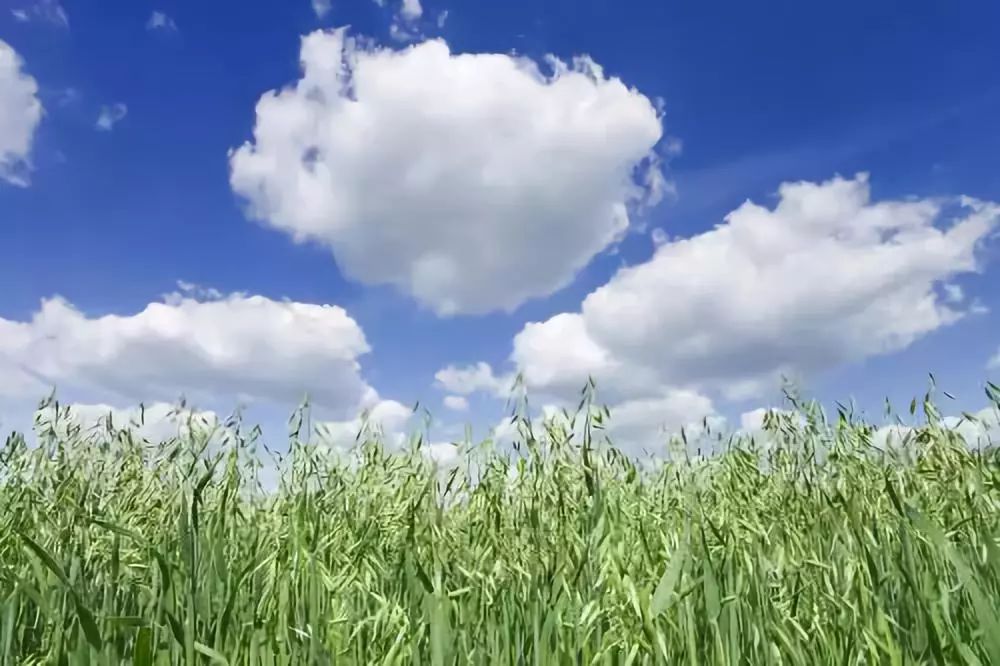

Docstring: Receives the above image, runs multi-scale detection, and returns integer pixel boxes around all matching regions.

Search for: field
[2,387,1000,665]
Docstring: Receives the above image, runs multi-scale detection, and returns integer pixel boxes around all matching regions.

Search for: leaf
[106,616,148,627]
[909,509,1000,665]
[73,597,103,649]
[165,609,185,646]
[650,539,688,616]
[17,531,70,587]
[87,518,146,545]
[703,557,720,623]
[17,531,103,649]
[132,627,153,666]
[194,641,230,665]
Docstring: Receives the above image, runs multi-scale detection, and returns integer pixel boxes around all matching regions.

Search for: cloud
[56,87,80,107]
[377,0,423,41]
[35,401,220,444]
[0,291,377,416]
[601,390,718,457]
[388,20,420,43]
[0,40,43,186]
[485,389,719,459]
[95,103,128,131]
[942,283,964,304]
[508,174,999,402]
[230,28,665,315]
[311,0,332,19]
[9,0,68,28]
[739,407,785,433]
[400,0,422,21]
[434,362,509,396]
[314,398,414,450]
[942,408,1000,449]
[443,395,468,411]
[436,10,448,28]
[146,11,178,33]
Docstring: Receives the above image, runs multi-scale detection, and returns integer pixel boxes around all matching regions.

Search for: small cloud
[171,280,223,303]
[650,228,668,246]
[95,103,128,131]
[311,0,332,18]
[55,87,80,107]
[146,11,178,33]
[662,136,683,156]
[990,349,1000,370]
[400,0,422,21]
[436,9,448,28]
[434,362,508,397]
[942,283,964,304]
[443,395,469,412]
[385,0,423,41]
[388,21,419,42]
[10,0,68,28]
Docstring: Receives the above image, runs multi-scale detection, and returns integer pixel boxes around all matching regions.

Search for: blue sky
[1,0,999,453]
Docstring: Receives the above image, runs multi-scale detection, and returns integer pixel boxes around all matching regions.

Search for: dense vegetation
[2,385,1000,665]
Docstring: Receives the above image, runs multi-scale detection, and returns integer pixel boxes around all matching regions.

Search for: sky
[1,0,999,456]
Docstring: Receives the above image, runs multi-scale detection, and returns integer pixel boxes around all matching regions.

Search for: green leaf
[17,531,70,587]
[194,641,230,665]
[73,597,103,650]
[132,627,153,666]
[650,539,688,616]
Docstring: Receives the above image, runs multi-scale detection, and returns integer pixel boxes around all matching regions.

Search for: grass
[1,383,1000,664]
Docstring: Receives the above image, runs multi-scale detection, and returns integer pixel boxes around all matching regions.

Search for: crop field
[2,388,1000,665]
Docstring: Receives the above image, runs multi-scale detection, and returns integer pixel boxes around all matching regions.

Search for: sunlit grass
[2,383,1000,664]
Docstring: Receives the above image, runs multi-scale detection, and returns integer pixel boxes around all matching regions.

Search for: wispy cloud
[55,87,80,107]
[9,0,68,28]
[146,11,178,33]
[311,0,332,18]
[95,103,128,132]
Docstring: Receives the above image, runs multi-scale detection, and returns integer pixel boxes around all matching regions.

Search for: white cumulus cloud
[509,174,1000,402]
[314,398,414,450]
[434,361,509,396]
[443,395,468,411]
[0,291,377,416]
[0,40,43,186]
[601,390,717,457]
[230,28,665,315]
[35,401,220,444]
[942,408,1000,450]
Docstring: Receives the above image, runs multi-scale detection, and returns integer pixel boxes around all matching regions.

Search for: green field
[2,386,1000,665]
